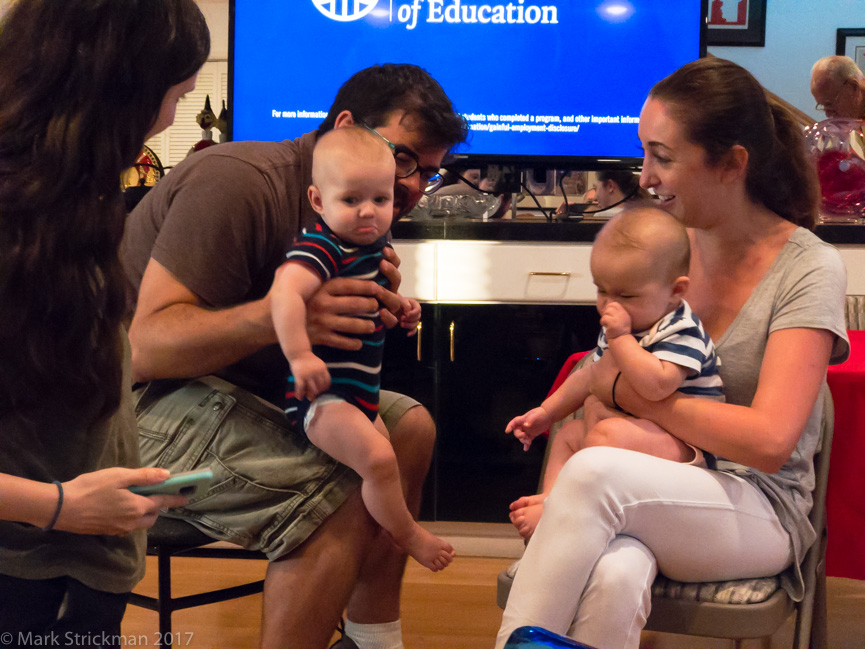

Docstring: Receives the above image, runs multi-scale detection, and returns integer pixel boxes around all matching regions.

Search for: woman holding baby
[496,57,849,649]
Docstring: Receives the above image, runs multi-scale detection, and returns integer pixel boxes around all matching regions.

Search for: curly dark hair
[649,58,819,229]
[318,63,467,150]
[0,0,209,421]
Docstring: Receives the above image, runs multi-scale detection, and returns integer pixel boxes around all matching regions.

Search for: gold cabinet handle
[416,321,422,362]
[449,321,455,362]
[528,271,571,277]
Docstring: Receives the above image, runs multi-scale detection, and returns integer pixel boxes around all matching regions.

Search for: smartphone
[129,469,213,499]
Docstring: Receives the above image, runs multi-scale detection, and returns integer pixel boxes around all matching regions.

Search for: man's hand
[379,247,404,328]
[301,246,407,345]
[381,246,402,291]
[505,407,553,451]
[600,302,632,339]
[289,351,330,401]
[305,278,388,350]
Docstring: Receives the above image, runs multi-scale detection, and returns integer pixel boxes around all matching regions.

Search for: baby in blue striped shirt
[507,206,724,539]
[271,126,454,571]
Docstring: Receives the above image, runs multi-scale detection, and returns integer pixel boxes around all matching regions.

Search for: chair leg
[810,565,828,649]
[794,535,828,649]
[157,547,173,648]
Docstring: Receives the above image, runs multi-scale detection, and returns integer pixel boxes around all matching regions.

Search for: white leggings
[495,447,794,649]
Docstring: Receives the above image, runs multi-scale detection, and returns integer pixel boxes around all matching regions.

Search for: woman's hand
[583,394,622,429]
[55,467,188,536]
[611,328,834,472]
[589,352,621,407]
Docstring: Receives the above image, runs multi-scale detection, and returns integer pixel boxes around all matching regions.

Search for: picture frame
[836,29,865,72]
[706,0,766,47]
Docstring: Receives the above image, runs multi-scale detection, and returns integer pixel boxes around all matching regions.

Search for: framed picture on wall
[837,29,865,72]
[706,0,766,47]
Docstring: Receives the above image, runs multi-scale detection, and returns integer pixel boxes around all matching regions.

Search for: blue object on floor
[503,626,599,649]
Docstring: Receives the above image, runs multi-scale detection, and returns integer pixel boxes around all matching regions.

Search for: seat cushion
[501,561,780,606]
[651,573,780,604]
[147,515,216,550]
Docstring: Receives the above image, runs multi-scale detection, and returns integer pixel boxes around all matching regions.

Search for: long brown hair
[649,58,819,229]
[0,0,209,421]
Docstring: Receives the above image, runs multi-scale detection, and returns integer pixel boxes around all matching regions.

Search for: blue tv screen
[230,0,706,167]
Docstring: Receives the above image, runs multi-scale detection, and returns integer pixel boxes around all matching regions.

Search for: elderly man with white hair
[811,55,865,119]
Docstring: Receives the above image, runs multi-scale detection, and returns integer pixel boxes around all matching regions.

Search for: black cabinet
[383,303,600,523]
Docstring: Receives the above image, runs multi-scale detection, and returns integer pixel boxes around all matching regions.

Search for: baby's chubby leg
[582,393,623,429]
[305,399,454,571]
[510,419,587,539]
[583,416,695,463]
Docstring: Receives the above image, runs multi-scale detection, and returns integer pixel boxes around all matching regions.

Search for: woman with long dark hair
[497,58,848,649]
[0,0,209,640]
[592,169,651,211]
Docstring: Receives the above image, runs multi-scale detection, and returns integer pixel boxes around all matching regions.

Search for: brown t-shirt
[0,334,145,594]
[121,133,319,405]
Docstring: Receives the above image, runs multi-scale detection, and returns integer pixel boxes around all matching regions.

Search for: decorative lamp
[804,117,865,223]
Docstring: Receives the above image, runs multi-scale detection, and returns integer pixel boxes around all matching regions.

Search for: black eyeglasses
[359,122,445,194]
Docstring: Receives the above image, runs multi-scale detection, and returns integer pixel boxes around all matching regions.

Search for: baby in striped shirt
[271,126,454,571]
[507,206,724,539]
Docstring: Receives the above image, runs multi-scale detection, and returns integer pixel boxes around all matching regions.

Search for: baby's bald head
[595,206,690,284]
[312,125,395,189]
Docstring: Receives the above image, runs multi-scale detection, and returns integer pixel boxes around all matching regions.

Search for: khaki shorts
[134,376,419,560]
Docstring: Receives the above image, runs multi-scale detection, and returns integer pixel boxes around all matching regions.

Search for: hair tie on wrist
[611,372,623,409]
[42,480,63,532]
[611,371,635,417]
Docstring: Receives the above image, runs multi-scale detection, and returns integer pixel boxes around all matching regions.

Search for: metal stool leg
[157,547,173,647]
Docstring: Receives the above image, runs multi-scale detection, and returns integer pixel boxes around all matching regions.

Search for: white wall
[199,1,861,122]
[710,0,865,122]
[197,0,230,61]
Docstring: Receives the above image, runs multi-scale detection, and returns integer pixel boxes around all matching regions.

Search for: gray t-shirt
[713,227,848,600]
[0,333,145,593]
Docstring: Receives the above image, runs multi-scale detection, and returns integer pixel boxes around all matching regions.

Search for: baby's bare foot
[509,494,547,540]
[400,523,455,572]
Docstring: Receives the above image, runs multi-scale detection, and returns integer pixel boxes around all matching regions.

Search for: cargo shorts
[133,376,420,560]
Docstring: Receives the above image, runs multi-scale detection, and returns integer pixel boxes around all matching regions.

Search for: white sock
[343,619,404,649]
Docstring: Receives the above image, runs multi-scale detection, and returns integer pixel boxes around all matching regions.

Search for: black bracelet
[42,480,63,532]
[611,371,635,417]
[611,371,624,410]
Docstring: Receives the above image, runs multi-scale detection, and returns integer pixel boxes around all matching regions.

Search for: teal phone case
[129,469,213,499]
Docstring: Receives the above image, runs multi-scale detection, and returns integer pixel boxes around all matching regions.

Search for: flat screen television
[230,0,707,170]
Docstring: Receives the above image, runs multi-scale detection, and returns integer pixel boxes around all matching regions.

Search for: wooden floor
[120,553,865,649]
[121,554,512,649]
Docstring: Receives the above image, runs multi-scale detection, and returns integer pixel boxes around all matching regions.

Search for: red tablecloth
[826,330,865,580]
[550,335,865,580]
